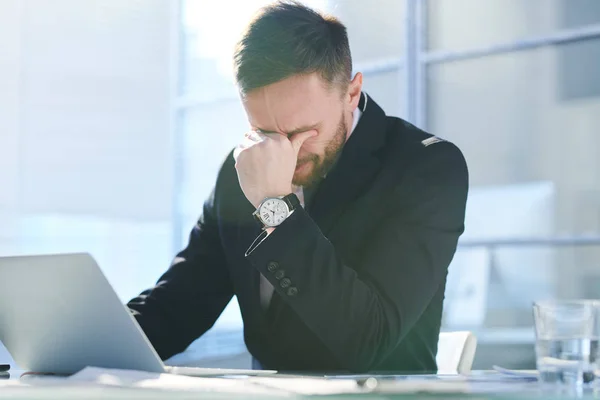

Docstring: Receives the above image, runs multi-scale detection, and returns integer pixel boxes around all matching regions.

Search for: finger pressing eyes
[244,131,262,142]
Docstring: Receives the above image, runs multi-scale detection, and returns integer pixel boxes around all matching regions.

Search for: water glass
[534,300,600,386]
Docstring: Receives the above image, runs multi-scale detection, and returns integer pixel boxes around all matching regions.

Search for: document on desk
[67,368,468,396]
[166,365,277,377]
[67,367,286,395]
[65,368,535,396]
[247,376,362,395]
[68,368,366,396]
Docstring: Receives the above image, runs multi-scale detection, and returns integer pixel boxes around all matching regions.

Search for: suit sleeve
[128,188,233,360]
[245,142,468,372]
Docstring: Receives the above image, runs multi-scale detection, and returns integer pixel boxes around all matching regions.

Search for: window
[0,0,173,368]
[0,0,172,301]
[424,0,600,369]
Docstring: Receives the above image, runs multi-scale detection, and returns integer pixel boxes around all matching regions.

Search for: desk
[1,369,598,399]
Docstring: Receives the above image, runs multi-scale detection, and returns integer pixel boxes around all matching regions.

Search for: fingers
[290,130,318,154]
[244,131,262,142]
[240,131,262,149]
[236,129,317,163]
[235,131,265,162]
[233,145,243,162]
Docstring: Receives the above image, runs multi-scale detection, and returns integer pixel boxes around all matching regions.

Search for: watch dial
[259,199,289,226]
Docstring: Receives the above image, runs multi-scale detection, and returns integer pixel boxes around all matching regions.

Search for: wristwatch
[253,193,300,228]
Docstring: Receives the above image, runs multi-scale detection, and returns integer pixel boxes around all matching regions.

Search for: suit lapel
[309,93,388,235]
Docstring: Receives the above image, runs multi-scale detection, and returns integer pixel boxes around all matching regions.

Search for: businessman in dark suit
[128,1,468,373]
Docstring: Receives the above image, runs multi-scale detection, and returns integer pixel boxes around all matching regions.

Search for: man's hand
[234,130,317,208]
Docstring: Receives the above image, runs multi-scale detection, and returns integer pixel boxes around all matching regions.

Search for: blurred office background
[1,0,599,370]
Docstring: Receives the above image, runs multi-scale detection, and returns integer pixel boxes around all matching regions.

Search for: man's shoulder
[383,116,466,173]
[378,117,468,221]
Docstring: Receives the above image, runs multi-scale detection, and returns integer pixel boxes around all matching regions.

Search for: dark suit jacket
[128,93,469,373]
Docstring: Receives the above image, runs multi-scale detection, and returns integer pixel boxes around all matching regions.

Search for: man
[128,0,468,373]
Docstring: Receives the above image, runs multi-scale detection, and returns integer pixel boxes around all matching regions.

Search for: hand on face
[234,129,317,208]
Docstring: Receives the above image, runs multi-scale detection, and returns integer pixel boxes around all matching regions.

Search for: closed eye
[255,128,286,137]
[254,123,320,137]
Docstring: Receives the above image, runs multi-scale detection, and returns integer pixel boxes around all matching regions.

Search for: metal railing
[459,235,600,249]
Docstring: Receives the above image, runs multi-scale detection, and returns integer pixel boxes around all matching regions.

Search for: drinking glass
[534,300,600,386]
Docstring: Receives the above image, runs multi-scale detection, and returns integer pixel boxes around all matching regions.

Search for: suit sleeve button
[267,261,279,272]
[287,287,298,296]
[280,278,291,288]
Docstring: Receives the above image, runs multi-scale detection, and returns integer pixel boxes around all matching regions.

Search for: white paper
[373,379,470,394]
[248,376,363,395]
[165,366,277,377]
[4,367,541,397]
[248,376,471,395]
[68,367,286,395]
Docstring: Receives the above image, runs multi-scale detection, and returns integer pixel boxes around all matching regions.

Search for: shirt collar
[349,106,362,138]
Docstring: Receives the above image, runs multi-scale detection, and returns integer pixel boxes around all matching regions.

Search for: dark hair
[233,0,352,95]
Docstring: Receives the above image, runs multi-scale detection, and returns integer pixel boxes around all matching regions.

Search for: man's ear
[347,72,363,111]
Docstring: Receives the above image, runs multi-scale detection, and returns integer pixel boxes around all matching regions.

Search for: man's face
[242,73,359,187]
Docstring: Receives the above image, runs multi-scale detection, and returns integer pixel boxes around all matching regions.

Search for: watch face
[258,198,289,227]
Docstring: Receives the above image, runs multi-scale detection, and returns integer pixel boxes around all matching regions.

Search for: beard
[292,113,347,188]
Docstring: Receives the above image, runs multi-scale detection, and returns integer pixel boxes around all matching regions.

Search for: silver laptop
[0,252,275,376]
